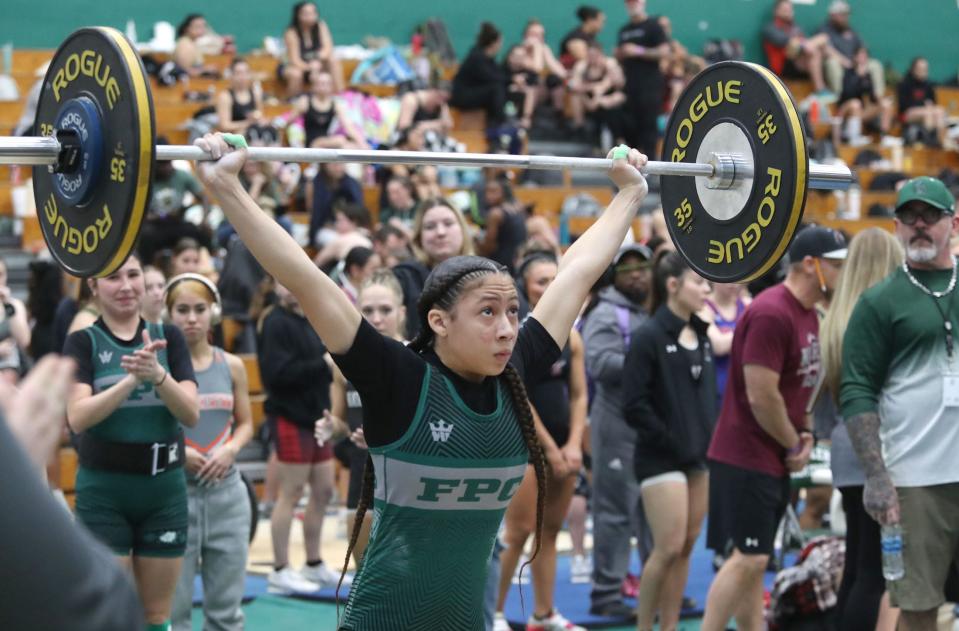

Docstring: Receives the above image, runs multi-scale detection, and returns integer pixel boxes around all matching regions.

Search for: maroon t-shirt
[707,283,820,477]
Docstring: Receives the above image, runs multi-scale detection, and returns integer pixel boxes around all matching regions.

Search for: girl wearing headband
[165,274,254,631]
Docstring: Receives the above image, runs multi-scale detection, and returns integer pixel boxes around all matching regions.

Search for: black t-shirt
[331,316,562,447]
[617,18,666,85]
[63,318,196,387]
[897,76,936,114]
[840,68,877,105]
[560,26,595,59]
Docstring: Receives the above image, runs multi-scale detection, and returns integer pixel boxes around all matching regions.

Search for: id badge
[944,373,959,407]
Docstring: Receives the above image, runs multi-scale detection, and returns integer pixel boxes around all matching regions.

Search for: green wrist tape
[222,133,248,149]
[612,145,629,160]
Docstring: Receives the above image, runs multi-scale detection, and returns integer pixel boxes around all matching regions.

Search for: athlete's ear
[427,308,450,339]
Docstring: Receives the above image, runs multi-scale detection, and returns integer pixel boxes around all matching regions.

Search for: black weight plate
[660,61,808,283]
[33,27,155,277]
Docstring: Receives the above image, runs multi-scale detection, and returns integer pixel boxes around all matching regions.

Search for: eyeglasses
[897,206,949,226]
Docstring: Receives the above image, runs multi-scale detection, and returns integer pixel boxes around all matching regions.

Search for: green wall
[2,1,957,80]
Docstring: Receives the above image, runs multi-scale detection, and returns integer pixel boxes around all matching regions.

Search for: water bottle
[881,523,905,581]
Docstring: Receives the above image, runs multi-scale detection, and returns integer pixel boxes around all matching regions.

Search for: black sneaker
[588,601,636,619]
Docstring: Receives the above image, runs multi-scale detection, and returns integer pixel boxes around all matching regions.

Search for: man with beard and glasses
[702,226,846,631]
[581,244,655,619]
[841,178,959,631]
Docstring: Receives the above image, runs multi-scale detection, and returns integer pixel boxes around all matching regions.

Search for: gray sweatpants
[172,469,251,631]
[589,415,653,608]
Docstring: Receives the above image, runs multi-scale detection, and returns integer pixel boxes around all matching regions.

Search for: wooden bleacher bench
[239,353,267,435]
[936,85,959,122]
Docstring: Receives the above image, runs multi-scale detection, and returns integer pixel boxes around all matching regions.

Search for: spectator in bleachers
[817,1,885,98]
[520,20,568,116]
[568,43,628,142]
[336,246,381,304]
[451,23,508,125]
[504,46,539,129]
[293,70,369,150]
[396,85,455,150]
[615,0,670,157]
[560,6,606,69]
[258,282,338,594]
[65,280,100,337]
[308,162,363,249]
[392,198,475,338]
[474,176,528,274]
[379,176,418,234]
[897,57,948,147]
[279,1,344,97]
[0,256,30,383]
[167,238,203,278]
[215,58,267,137]
[25,260,61,361]
[834,46,895,147]
[762,0,834,98]
[314,203,374,271]
[659,16,705,114]
[139,143,213,268]
[173,14,221,79]
[371,224,412,268]
[141,266,167,325]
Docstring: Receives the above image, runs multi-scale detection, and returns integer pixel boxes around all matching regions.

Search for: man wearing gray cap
[581,243,654,619]
[702,225,846,631]
[841,177,959,631]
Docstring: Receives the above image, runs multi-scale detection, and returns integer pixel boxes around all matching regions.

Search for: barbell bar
[0,138,852,191]
[15,26,855,281]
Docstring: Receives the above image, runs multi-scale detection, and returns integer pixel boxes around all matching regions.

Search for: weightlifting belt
[78,431,185,476]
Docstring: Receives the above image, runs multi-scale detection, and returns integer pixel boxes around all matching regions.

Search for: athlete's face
[172,248,200,276]
[358,284,404,339]
[523,260,557,309]
[94,257,144,319]
[431,274,520,379]
[170,288,213,345]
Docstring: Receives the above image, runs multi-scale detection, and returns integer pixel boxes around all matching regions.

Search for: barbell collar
[0,136,851,189]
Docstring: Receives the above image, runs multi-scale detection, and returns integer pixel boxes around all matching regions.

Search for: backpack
[419,19,456,65]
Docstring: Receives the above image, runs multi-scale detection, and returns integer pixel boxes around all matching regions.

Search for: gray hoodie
[582,286,649,428]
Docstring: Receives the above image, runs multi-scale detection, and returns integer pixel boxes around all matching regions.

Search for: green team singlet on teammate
[338,364,527,630]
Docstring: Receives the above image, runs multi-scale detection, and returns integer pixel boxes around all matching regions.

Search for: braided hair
[337,255,548,605]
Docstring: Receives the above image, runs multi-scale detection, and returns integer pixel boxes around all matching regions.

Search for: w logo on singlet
[98,350,113,364]
[429,420,454,442]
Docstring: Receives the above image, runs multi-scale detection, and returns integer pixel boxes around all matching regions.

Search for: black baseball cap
[787,226,848,262]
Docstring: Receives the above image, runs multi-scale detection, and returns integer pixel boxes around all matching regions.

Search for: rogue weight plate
[33,27,155,277]
[660,61,807,283]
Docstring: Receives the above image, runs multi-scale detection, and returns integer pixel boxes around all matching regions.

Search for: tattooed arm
[846,411,899,525]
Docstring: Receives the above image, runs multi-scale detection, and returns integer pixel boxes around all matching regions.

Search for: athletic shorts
[889,483,959,611]
[706,459,790,556]
[74,465,188,557]
[275,415,333,464]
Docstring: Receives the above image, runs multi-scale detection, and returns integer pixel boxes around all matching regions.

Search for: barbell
[3,27,852,281]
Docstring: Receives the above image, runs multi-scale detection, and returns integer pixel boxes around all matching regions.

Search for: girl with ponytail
[192,133,650,631]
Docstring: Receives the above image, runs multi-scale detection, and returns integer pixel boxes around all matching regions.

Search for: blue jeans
[483,539,503,630]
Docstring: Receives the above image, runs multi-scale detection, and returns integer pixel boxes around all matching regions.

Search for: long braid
[502,363,547,612]
[337,455,375,611]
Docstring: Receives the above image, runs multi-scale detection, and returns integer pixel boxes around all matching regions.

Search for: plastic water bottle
[881,523,905,581]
